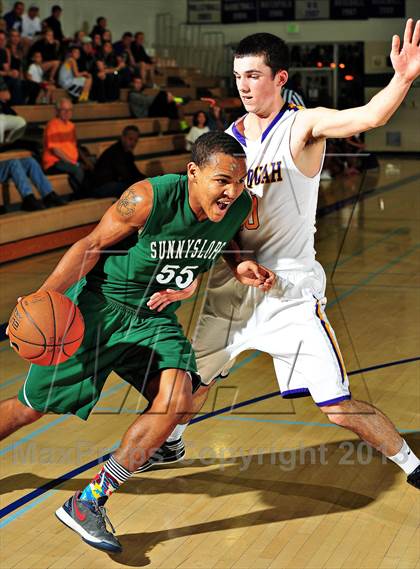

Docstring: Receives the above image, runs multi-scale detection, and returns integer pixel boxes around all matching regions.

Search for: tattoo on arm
[117,189,141,217]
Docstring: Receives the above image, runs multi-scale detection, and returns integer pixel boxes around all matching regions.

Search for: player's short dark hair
[122,125,140,136]
[191,131,245,167]
[234,33,289,76]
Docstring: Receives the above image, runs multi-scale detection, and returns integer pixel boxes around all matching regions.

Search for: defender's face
[233,55,283,115]
[191,152,247,222]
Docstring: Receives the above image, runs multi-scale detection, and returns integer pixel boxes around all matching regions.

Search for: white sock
[167,423,188,442]
[387,440,420,475]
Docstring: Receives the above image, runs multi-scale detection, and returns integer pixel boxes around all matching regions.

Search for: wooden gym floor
[0,156,419,568]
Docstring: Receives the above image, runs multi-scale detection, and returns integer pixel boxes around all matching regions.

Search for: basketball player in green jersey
[0,132,275,553]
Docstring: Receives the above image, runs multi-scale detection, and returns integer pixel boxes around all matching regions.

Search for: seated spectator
[26,51,55,104]
[90,17,108,39]
[113,32,135,85]
[42,97,85,195]
[91,33,102,56]
[102,30,112,43]
[29,28,60,81]
[77,36,99,96]
[72,30,86,49]
[7,29,24,74]
[128,77,154,118]
[128,77,182,122]
[0,78,26,143]
[0,156,65,211]
[0,31,8,68]
[200,97,228,131]
[91,125,145,198]
[4,1,24,32]
[8,28,36,104]
[113,32,133,58]
[208,104,228,131]
[0,30,24,105]
[131,31,155,85]
[95,40,123,99]
[185,111,209,150]
[58,46,92,101]
[78,37,96,74]
[43,4,64,43]
[22,4,41,41]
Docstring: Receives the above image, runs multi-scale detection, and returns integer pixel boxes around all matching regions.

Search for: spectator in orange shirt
[42,97,85,194]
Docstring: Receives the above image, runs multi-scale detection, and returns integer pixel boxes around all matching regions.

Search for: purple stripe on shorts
[281,388,311,399]
[316,394,352,407]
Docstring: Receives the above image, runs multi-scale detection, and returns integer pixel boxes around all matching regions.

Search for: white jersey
[193,103,349,404]
[227,102,324,272]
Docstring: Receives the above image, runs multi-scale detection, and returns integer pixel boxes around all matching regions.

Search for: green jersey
[86,174,251,313]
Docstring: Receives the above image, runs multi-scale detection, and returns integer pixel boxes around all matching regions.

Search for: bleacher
[0,69,241,263]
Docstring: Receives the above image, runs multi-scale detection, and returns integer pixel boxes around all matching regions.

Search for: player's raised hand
[234,261,276,291]
[147,278,199,312]
[391,18,420,83]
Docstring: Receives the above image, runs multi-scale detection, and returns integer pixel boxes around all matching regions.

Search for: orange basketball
[8,290,85,366]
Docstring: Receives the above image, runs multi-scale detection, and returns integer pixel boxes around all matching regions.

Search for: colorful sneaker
[407,465,420,489]
[55,491,122,553]
[135,438,185,474]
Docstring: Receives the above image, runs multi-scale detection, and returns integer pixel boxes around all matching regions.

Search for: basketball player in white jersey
[148,19,420,488]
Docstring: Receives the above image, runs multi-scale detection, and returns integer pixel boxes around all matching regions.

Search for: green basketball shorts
[17,283,198,420]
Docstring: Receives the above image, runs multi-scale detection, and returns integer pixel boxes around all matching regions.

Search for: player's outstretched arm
[38,181,153,294]
[305,18,420,140]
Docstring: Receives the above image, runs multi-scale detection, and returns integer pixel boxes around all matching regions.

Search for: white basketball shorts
[192,261,350,407]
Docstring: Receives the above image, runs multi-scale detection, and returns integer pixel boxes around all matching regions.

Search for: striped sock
[80,455,132,503]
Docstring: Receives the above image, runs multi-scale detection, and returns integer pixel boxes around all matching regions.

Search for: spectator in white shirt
[26,51,55,103]
[185,111,210,151]
[22,5,41,39]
